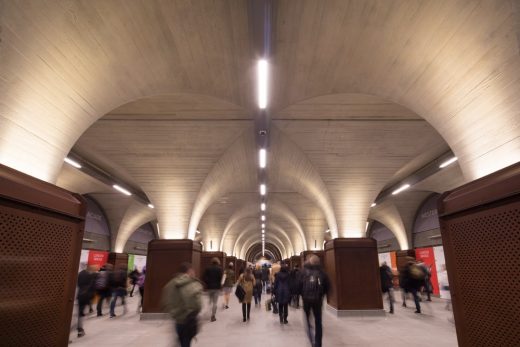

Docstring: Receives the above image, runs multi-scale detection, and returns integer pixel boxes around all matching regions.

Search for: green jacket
[162,274,203,324]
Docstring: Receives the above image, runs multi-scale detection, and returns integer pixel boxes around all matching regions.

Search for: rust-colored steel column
[324,238,384,316]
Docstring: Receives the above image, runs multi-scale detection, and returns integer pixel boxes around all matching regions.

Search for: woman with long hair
[237,268,255,322]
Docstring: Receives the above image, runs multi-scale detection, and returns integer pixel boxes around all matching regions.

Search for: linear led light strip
[259,148,267,168]
[64,157,82,169]
[439,156,458,168]
[258,59,268,109]
[392,184,410,195]
[113,184,132,196]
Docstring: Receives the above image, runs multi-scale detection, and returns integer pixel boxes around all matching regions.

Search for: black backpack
[302,269,324,304]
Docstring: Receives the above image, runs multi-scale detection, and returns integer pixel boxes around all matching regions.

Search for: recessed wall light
[64,157,81,169]
[392,184,410,195]
[439,157,458,168]
[113,184,132,196]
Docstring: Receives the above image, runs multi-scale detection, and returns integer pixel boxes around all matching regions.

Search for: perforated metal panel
[441,200,520,347]
[0,203,83,346]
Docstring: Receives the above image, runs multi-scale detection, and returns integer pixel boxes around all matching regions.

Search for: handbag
[235,284,245,302]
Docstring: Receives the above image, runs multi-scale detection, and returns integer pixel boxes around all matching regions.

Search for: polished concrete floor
[69,291,457,346]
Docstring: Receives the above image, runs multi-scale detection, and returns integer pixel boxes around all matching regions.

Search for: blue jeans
[304,301,323,347]
[109,288,127,316]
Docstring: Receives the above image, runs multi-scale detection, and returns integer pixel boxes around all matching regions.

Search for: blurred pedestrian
[109,264,128,318]
[253,265,263,307]
[300,255,330,347]
[290,263,301,308]
[95,264,112,316]
[222,262,235,309]
[274,262,291,324]
[162,262,202,347]
[128,267,140,297]
[237,268,255,322]
[136,266,146,313]
[261,264,269,293]
[203,257,223,322]
[379,262,394,314]
[76,265,96,337]
[404,258,424,314]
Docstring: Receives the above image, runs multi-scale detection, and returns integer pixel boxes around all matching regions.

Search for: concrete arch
[220,201,303,255]
[187,131,257,240]
[231,221,294,259]
[270,127,339,238]
[240,234,287,260]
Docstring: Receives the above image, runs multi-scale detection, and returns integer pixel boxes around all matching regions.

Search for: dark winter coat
[274,268,291,304]
[261,267,269,281]
[379,264,393,293]
[203,264,223,290]
[77,270,96,304]
[109,269,128,290]
[299,264,331,302]
[289,268,301,295]
[253,269,263,293]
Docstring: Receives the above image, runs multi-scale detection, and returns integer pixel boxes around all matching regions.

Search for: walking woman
[273,262,291,324]
[222,262,236,309]
[253,265,263,307]
[237,268,255,322]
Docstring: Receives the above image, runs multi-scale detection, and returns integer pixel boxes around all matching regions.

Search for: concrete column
[324,238,384,316]
[142,240,201,317]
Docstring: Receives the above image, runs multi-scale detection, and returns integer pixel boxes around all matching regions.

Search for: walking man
[203,257,223,322]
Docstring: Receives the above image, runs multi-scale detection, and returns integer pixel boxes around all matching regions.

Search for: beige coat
[237,274,255,304]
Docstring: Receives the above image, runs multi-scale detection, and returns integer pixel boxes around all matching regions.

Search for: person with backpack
[289,263,301,308]
[109,264,128,318]
[273,262,291,324]
[162,262,203,347]
[95,264,112,316]
[300,255,330,347]
[379,262,395,314]
[202,257,223,322]
[404,259,424,314]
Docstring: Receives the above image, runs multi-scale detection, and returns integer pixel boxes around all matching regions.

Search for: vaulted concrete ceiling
[2,1,519,256]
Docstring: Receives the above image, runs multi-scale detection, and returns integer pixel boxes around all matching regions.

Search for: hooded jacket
[162,273,203,324]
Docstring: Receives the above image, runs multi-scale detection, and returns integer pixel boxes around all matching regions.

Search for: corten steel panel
[200,251,226,281]
[395,250,416,270]
[438,162,520,347]
[108,252,129,270]
[300,250,324,269]
[290,256,301,270]
[143,240,202,313]
[225,256,236,269]
[0,164,86,346]
[324,239,383,310]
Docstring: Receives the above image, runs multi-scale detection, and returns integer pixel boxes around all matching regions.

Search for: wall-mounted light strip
[260,184,266,195]
[392,184,410,195]
[147,203,154,209]
[259,148,267,168]
[325,229,330,233]
[371,203,376,208]
[439,157,458,168]
[113,184,132,196]
[257,59,268,109]
[195,229,201,234]
[156,223,161,237]
[64,157,82,169]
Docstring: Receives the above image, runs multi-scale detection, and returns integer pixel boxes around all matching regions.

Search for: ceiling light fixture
[262,230,265,234]
[156,223,161,236]
[258,59,268,109]
[261,215,266,221]
[64,157,82,169]
[392,184,410,195]
[260,184,266,195]
[371,203,376,208]
[261,203,266,211]
[195,230,201,234]
[147,203,154,209]
[261,223,265,229]
[113,184,132,196]
[439,157,458,168]
[325,229,330,233]
[259,148,267,168]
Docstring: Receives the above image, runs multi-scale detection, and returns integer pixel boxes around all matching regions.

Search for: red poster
[415,247,439,295]
[88,250,109,269]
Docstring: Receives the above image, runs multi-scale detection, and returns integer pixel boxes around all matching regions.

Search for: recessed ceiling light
[195,230,201,234]
[325,229,330,233]
[439,157,458,168]
[64,157,81,169]
[261,203,266,211]
[371,203,376,208]
[260,184,266,195]
[113,184,132,196]
[261,215,266,221]
[147,203,154,209]
[261,223,265,229]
